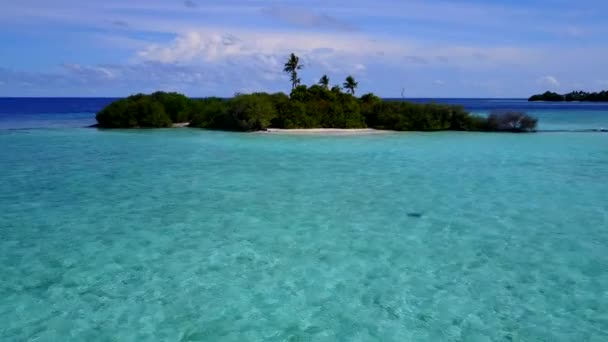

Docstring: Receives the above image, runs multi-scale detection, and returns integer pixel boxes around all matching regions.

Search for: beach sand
[260,128,393,135]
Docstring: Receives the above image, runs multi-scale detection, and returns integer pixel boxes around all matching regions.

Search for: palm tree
[283,53,303,90]
[343,75,358,95]
[318,75,330,89]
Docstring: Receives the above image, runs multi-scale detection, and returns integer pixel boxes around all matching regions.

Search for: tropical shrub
[222,93,277,131]
[96,95,172,128]
[529,90,608,102]
[188,98,228,128]
[149,91,191,122]
[97,91,538,133]
[486,111,538,132]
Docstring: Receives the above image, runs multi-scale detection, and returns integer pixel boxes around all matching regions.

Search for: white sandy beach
[260,128,393,135]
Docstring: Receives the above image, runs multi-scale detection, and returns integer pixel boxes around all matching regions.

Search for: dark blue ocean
[1,97,608,130]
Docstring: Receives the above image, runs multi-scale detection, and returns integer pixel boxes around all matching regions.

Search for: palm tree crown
[283,53,303,90]
[343,75,358,95]
[318,75,330,89]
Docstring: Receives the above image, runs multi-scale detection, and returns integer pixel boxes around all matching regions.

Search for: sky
[1,0,608,97]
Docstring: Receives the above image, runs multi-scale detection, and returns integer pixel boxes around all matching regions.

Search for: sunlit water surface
[1,99,607,341]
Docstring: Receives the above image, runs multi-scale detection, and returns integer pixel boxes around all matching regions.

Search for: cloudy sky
[1,0,607,97]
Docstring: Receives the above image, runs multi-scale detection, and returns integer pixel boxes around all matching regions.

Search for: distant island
[529,90,608,102]
[96,53,538,133]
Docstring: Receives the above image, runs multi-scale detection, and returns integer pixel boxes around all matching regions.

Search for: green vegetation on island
[529,90,608,102]
[96,53,538,132]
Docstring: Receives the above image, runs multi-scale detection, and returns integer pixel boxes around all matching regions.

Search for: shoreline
[259,128,394,135]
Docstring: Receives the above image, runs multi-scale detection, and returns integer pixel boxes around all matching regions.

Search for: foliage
[97,52,538,133]
[343,75,358,95]
[96,94,173,128]
[319,75,330,89]
[188,97,227,128]
[528,91,564,101]
[529,90,608,102]
[361,100,474,131]
[283,53,304,90]
[486,111,538,132]
[148,91,192,122]
[98,91,539,133]
[221,93,277,131]
[270,85,366,128]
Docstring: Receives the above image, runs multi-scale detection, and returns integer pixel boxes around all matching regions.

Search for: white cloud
[3,1,607,97]
[538,75,560,88]
[136,30,409,64]
[134,30,410,80]
[63,64,119,81]
[134,29,542,76]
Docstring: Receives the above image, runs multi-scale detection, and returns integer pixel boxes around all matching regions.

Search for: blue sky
[1,0,607,97]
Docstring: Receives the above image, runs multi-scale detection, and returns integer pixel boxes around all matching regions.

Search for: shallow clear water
[1,99,608,341]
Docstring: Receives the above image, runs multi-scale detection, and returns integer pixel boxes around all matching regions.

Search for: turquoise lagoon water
[1,99,608,341]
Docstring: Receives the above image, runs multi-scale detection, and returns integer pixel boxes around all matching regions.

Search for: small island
[529,90,608,102]
[96,53,538,133]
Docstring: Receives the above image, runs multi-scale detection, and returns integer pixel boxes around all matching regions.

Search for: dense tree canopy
[96,52,538,132]
[96,92,187,128]
[97,89,537,132]
[529,90,608,102]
